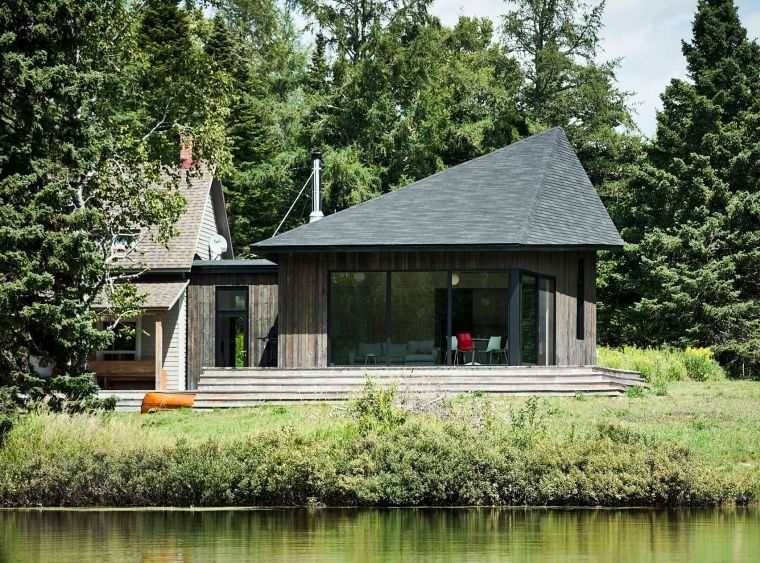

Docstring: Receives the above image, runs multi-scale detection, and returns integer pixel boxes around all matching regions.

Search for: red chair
[455,333,475,365]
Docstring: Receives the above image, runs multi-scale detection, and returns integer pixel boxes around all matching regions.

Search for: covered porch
[91,281,187,391]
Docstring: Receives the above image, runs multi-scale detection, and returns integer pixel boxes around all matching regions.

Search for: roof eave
[254,242,624,255]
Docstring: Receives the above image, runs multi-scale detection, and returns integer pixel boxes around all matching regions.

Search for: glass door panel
[538,277,556,365]
[520,273,556,366]
[520,274,538,364]
[216,288,249,368]
[451,272,509,365]
[328,272,387,365]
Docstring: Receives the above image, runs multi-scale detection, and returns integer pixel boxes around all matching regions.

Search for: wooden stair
[192,366,646,409]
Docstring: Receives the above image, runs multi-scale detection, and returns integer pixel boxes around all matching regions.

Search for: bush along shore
[0,382,755,508]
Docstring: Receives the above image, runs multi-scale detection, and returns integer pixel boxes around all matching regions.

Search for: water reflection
[1,506,758,562]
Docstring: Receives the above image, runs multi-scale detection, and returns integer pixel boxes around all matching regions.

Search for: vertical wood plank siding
[277,251,597,368]
[187,272,278,389]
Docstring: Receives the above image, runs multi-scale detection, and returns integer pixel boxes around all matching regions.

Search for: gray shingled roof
[94,281,189,311]
[255,127,623,252]
[117,167,233,272]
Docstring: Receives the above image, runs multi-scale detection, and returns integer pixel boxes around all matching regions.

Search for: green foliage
[0,0,229,411]
[348,379,406,432]
[598,346,725,387]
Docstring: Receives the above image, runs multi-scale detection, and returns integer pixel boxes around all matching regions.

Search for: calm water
[1,507,758,563]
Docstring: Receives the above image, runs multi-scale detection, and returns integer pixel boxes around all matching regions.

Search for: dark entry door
[215,287,249,368]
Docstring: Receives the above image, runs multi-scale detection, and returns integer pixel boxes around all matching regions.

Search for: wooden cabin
[97,128,641,403]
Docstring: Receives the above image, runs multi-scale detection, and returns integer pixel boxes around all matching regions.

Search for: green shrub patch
[0,385,753,508]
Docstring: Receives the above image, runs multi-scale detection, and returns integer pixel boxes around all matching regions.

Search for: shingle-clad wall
[195,193,221,260]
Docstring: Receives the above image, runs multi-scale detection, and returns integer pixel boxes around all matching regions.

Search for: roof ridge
[518,128,563,245]
[257,128,562,245]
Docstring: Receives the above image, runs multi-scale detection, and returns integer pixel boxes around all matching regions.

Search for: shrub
[598,346,725,384]
[682,347,725,381]
[0,393,753,508]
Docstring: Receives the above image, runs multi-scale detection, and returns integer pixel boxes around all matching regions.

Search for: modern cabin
[253,127,622,370]
[95,127,643,405]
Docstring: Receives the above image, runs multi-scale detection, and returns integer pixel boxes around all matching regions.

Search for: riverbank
[0,381,758,507]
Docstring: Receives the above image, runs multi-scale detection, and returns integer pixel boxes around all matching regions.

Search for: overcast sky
[430,0,760,136]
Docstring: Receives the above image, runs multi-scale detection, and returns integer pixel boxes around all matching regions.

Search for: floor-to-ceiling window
[520,273,556,366]
[327,269,554,366]
[390,272,448,365]
[328,272,387,365]
[216,287,249,368]
[452,272,510,365]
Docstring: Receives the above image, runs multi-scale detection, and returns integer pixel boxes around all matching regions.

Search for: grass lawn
[114,380,760,477]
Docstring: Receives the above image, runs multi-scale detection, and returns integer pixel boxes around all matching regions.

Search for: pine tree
[307,32,330,93]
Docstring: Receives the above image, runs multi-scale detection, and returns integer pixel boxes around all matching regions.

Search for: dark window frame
[215,286,250,368]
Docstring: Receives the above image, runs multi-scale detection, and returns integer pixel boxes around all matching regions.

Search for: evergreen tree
[604,0,760,376]
[500,0,638,188]
[0,0,228,411]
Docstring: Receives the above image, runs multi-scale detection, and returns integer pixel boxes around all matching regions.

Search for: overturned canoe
[141,392,195,414]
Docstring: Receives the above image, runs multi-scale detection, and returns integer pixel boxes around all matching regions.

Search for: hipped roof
[255,127,623,252]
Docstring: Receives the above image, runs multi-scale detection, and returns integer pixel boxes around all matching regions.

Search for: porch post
[509,270,521,366]
[154,318,163,390]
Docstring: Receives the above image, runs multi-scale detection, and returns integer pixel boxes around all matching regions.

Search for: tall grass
[598,346,725,388]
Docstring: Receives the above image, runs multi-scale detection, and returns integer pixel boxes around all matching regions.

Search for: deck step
[100,366,646,410]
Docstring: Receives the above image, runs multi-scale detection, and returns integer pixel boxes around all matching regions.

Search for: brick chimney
[180,134,193,169]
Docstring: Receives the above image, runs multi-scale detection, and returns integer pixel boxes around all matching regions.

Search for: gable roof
[120,167,234,272]
[254,127,623,253]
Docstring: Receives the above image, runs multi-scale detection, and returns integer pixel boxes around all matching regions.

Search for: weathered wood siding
[276,250,596,368]
[187,272,278,389]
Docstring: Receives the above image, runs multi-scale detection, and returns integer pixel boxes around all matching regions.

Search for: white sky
[430,0,760,136]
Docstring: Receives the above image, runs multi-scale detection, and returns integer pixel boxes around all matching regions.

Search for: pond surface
[1,506,758,562]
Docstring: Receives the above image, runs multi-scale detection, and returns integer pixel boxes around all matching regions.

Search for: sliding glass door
[390,272,448,365]
[451,272,509,365]
[328,272,386,365]
[328,269,554,366]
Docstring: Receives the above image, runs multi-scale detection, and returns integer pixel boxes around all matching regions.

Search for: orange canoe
[141,392,195,414]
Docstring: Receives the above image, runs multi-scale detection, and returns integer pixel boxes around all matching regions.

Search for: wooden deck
[100,366,646,411]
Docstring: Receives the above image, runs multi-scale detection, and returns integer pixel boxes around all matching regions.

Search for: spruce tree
[606,0,760,376]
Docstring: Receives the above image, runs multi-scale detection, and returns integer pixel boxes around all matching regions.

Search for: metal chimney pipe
[309,148,324,223]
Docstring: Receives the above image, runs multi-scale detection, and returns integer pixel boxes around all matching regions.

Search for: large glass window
[521,274,539,364]
[390,272,448,365]
[216,287,249,368]
[327,269,555,366]
[102,321,138,361]
[521,273,556,366]
[538,277,556,365]
[329,272,386,365]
